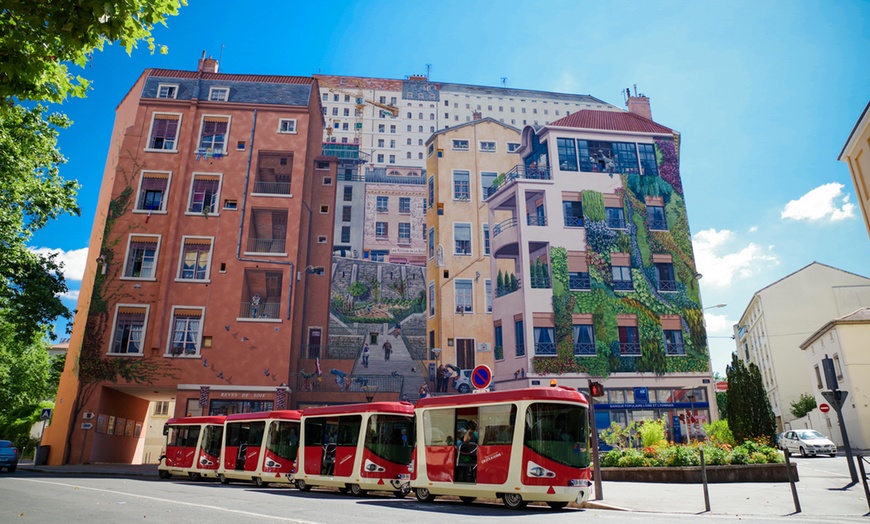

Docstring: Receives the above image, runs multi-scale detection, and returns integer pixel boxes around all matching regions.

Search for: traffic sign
[470,365,493,390]
[821,390,849,409]
[819,403,830,413]
[40,408,52,420]
[81,422,93,430]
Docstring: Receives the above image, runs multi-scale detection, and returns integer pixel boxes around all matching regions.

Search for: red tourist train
[159,415,226,480]
[218,410,302,486]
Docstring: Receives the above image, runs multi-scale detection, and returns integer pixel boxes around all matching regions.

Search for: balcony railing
[364,168,425,185]
[612,279,634,291]
[246,237,286,253]
[649,218,668,231]
[527,215,548,226]
[574,342,596,356]
[493,217,517,237]
[535,342,557,355]
[657,279,678,292]
[620,342,641,356]
[564,215,584,227]
[496,283,520,297]
[291,373,403,393]
[485,164,552,198]
[322,143,371,163]
[569,273,591,290]
[607,217,626,229]
[665,342,686,355]
[253,180,291,195]
[516,343,525,357]
[530,276,551,289]
[239,301,280,319]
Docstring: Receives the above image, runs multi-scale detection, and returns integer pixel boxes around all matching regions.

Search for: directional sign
[40,408,52,420]
[819,403,830,413]
[470,365,493,390]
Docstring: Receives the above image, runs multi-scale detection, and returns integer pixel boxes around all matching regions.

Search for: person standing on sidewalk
[382,339,392,360]
[362,344,370,368]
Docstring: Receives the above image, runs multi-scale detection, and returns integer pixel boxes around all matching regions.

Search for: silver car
[780,429,837,457]
[0,440,19,472]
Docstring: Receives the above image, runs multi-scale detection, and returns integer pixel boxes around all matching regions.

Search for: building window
[568,271,591,290]
[655,262,677,292]
[340,226,351,243]
[398,223,411,244]
[428,227,435,259]
[375,222,388,238]
[390,125,396,133]
[208,87,229,101]
[515,320,525,357]
[188,174,221,215]
[664,329,685,355]
[573,324,595,356]
[427,177,435,208]
[612,264,633,290]
[563,201,583,227]
[814,364,822,389]
[136,172,170,212]
[452,139,469,151]
[178,238,212,281]
[378,124,385,133]
[606,207,626,229]
[833,354,843,379]
[494,325,503,360]
[168,308,203,356]
[429,281,436,317]
[147,113,181,151]
[377,154,384,163]
[198,116,229,155]
[638,143,659,176]
[344,186,353,201]
[342,205,352,222]
[455,279,473,313]
[399,197,411,214]
[370,250,388,262]
[278,119,297,133]
[485,279,492,313]
[157,84,178,99]
[483,224,490,256]
[534,327,556,355]
[123,236,159,279]
[376,196,389,213]
[480,171,497,199]
[378,139,385,148]
[110,306,147,355]
[454,223,471,255]
[479,141,496,152]
[507,142,520,153]
[618,326,641,356]
[153,401,170,416]
[647,205,667,230]
[557,137,578,171]
[453,170,470,200]
[389,154,396,163]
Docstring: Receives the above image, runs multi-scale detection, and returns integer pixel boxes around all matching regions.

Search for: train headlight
[569,479,591,487]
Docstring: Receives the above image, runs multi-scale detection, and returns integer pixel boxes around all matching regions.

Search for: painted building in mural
[486,95,717,441]
[424,117,521,382]
[839,101,870,241]
[42,58,339,465]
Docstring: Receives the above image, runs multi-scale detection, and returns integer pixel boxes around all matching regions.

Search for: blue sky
[32,0,870,374]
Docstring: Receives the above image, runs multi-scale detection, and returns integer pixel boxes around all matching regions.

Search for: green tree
[716,390,728,421]
[790,393,817,419]
[0,1,186,103]
[726,353,776,444]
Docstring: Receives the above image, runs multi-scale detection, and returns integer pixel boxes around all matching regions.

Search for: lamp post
[431,348,442,391]
[702,303,727,310]
[361,385,378,403]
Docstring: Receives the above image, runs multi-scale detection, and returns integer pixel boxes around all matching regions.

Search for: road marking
[14,478,324,523]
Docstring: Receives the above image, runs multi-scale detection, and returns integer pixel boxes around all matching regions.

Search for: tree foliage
[790,393,817,419]
[726,353,776,445]
[0,0,186,103]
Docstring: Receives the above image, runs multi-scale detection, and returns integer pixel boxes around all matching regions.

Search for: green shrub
[601,449,622,467]
[637,419,667,448]
[729,447,749,465]
[703,420,735,447]
[663,445,700,467]
[617,448,647,467]
[748,451,769,464]
[702,445,730,465]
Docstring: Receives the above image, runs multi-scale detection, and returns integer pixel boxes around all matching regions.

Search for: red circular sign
[820,403,830,413]
[471,365,493,389]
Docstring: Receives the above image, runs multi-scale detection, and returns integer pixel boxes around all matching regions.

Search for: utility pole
[821,355,858,483]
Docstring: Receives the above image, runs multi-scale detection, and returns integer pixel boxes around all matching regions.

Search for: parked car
[0,440,19,472]
[775,431,787,449]
[779,429,837,457]
[452,369,473,393]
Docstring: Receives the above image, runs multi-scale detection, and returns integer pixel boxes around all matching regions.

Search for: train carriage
[159,416,226,480]
[411,387,592,509]
[217,410,302,486]
[295,401,415,497]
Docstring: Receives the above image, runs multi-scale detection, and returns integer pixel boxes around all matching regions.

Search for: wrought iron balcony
[527,215,548,226]
[569,273,591,290]
[649,218,668,231]
[493,217,518,237]
[665,342,686,355]
[573,342,596,356]
[496,283,520,297]
[530,276,551,289]
[246,237,286,253]
[657,279,678,292]
[564,215,584,227]
[535,342,557,355]
[239,301,280,319]
[485,164,552,198]
[612,279,634,291]
[619,342,641,356]
[252,180,291,195]
[606,217,626,229]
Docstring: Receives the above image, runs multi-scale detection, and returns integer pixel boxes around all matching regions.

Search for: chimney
[197,51,219,73]
[472,110,482,120]
[626,95,652,121]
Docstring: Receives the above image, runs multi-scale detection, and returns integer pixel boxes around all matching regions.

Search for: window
[343,186,353,201]
[479,141,496,152]
[568,271,591,290]
[110,306,147,355]
[390,125,396,133]
[376,196,389,213]
[343,108,350,116]
[452,139,469,151]
[378,139,385,148]
[485,279,492,313]
[454,223,471,255]
[507,142,520,153]
[534,327,556,355]
[370,250,387,262]
[188,174,221,215]
[147,113,181,151]
[664,329,685,355]
[834,354,843,379]
[378,124,385,133]
[515,320,525,356]
[455,279,473,313]
[654,262,676,292]
[618,326,640,356]
[178,238,213,281]
[563,201,583,227]
[453,170,470,200]
[483,224,490,256]
[123,236,159,279]
[428,228,435,259]
[429,281,436,317]
[573,324,595,355]
[278,119,297,133]
[157,84,178,99]
[480,171,497,199]
[814,365,822,389]
[340,226,351,243]
[198,116,229,154]
[606,207,626,229]
[375,222,388,238]
[638,143,659,176]
[389,154,396,163]
[136,172,170,212]
[399,197,411,214]
[612,264,633,290]
[153,401,170,416]
[208,87,229,101]
[406,152,412,159]
[377,154,384,163]
[427,177,435,208]
[419,125,423,132]
[494,325,503,360]
[342,205,352,222]
[168,307,203,356]
[557,138,578,171]
[398,223,411,244]
[647,205,667,230]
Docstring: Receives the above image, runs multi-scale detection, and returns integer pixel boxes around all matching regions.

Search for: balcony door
[456,339,475,369]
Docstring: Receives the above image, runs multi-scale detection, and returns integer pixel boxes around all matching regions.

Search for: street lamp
[361,385,378,403]
[431,348,442,390]
[702,303,727,310]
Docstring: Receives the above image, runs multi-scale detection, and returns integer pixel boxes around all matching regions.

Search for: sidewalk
[355,331,427,400]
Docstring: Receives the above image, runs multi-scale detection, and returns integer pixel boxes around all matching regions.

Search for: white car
[779,429,837,457]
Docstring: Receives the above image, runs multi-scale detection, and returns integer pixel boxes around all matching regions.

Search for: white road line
[14,478,324,523]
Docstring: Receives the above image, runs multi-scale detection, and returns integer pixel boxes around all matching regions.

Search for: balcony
[397,235,411,245]
[527,215,548,227]
[574,342,596,356]
[239,301,280,319]
[607,216,626,229]
[246,237,286,254]
[613,279,634,291]
[529,276,551,289]
[535,342,557,356]
[649,218,668,231]
[496,282,520,297]
[322,142,371,164]
[620,342,641,356]
[665,342,686,355]
[564,215,584,227]
[657,279,678,292]
[253,180,291,195]
[485,164,552,199]
[569,273,591,290]
[493,217,518,238]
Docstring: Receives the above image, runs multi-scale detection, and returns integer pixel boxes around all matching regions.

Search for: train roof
[301,401,415,418]
[225,410,302,422]
[416,386,588,409]
[166,415,226,425]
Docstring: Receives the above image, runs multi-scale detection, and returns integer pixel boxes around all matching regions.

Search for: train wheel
[415,488,436,503]
[502,493,527,510]
[218,474,229,485]
[547,501,568,510]
[188,473,202,481]
[254,477,265,487]
[158,470,172,480]
[395,484,411,498]
[349,483,367,497]
[459,496,476,504]
[296,479,312,491]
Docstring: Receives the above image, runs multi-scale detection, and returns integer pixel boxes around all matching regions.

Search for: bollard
[858,455,870,513]
[783,449,801,513]
[699,447,711,512]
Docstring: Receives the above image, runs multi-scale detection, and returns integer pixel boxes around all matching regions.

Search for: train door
[264,420,299,474]
[454,408,479,482]
[421,408,456,482]
[333,415,362,477]
[198,424,223,470]
[302,417,325,475]
[476,403,515,484]
[166,425,200,468]
[224,420,266,472]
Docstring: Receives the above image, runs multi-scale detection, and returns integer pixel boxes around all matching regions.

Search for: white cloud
[781,183,855,222]
[748,226,758,233]
[29,246,90,281]
[59,289,80,302]
[692,228,778,288]
[703,312,731,335]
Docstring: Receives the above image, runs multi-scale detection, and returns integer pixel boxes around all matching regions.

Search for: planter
[601,462,798,483]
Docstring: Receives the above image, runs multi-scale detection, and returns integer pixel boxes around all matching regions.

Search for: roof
[167,416,226,425]
[800,307,870,349]
[839,100,870,161]
[415,386,587,409]
[226,410,302,422]
[427,116,520,143]
[143,69,314,106]
[549,109,674,134]
[301,401,415,418]
[150,69,314,85]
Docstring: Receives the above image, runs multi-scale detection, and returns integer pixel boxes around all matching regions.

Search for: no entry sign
[471,365,493,390]
[819,403,831,413]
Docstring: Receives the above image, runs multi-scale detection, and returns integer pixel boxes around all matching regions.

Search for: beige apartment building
[734,262,870,432]
[839,101,870,241]
[424,117,521,381]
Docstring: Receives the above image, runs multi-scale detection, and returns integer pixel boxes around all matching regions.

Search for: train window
[268,421,299,461]
[423,409,455,446]
[202,426,223,459]
[365,414,414,465]
[524,403,590,468]
[304,418,325,446]
[337,416,362,446]
[480,404,516,445]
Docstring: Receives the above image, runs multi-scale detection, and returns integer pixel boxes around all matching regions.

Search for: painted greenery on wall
[532,137,709,378]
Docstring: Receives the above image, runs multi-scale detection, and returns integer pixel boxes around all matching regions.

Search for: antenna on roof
[501,77,507,87]
[218,43,225,67]
[425,63,432,79]
[633,84,638,97]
